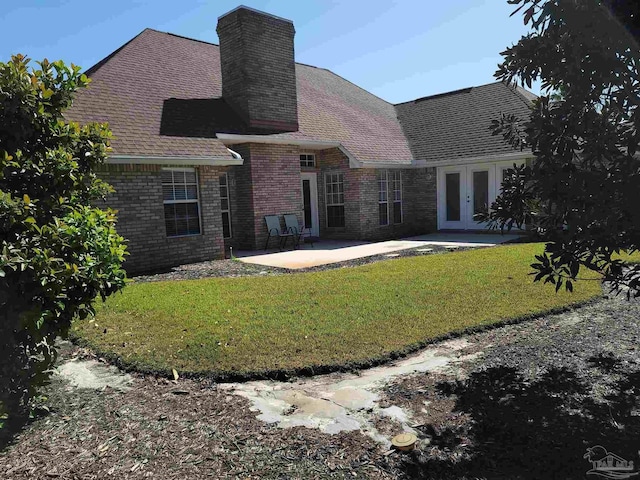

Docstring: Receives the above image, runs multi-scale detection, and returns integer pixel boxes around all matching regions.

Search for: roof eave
[107,151,244,166]
[420,151,533,168]
[216,133,420,169]
[216,133,341,149]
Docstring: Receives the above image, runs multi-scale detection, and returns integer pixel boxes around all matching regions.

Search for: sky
[0,0,540,104]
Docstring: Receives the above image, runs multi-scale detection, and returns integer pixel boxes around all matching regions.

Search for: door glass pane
[302,179,312,228]
[445,173,460,221]
[473,170,489,216]
[222,212,231,238]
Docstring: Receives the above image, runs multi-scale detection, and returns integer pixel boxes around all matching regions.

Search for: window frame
[162,167,202,238]
[391,170,403,225]
[219,173,232,239]
[300,153,316,168]
[325,172,345,228]
[378,170,389,226]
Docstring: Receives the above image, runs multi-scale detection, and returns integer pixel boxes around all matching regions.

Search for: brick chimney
[217,6,299,132]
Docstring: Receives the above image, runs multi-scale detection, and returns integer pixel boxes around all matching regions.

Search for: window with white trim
[391,170,403,224]
[378,170,389,226]
[325,172,345,228]
[219,173,232,239]
[162,168,201,237]
[300,153,316,167]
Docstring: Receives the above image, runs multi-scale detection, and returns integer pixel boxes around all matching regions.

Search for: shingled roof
[395,82,535,163]
[66,28,413,164]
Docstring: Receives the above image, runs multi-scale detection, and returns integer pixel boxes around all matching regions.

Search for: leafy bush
[482,0,640,296]
[0,55,127,422]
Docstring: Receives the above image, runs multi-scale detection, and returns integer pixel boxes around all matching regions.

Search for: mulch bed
[1,352,394,479]
[378,293,640,479]
[133,244,479,283]
[2,290,637,479]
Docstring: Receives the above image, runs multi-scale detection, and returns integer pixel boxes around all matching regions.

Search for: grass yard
[72,243,605,378]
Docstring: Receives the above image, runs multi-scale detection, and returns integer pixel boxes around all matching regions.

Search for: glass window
[473,170,489,216]
[325,173,345,228]
[220,173,232,238]
[300,153,316,168]
[390,170,402,224]
[378,170,389,226]
[445,172,461,222]
[162,168,201,237]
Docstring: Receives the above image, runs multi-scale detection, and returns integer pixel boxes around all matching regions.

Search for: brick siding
[225,143,303,251]
[101,147,438,271]
[402,167,437,234]
[316,148,437,241]
[217,7,299,132]
[97,164,226,274]
[355,167,436,239]
[317,148,363,239]
[224,144,254,250]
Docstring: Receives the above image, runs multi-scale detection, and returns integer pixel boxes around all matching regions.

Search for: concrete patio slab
[236,232,522,269]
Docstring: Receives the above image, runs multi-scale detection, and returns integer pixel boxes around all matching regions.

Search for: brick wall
[402,167,437,234]
[100,150,438,272]
[355,167,436,240]
[97,164,226,274]
[217,7,298,132]
[315,149,436,240]
[317,148,363,239]
[248,143,303,248]
[225,144,254,250]
[225,143,303,250]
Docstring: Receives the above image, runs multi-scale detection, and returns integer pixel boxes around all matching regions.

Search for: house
[66,5,535,274]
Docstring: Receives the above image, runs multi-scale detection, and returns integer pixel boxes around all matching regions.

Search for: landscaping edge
[68,294,604,383]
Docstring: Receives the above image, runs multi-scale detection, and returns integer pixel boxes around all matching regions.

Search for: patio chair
[264,215,293,251]
[283,213,313,248]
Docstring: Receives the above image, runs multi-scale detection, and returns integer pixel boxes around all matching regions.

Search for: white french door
[465,164,495,230]
[437,161,523,230]
[439,166,467,230]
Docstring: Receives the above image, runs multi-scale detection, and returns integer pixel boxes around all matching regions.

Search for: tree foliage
[482,0,640,296]
[0,55,127,421]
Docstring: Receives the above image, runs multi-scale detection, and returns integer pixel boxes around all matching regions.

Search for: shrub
[0,55,127,422]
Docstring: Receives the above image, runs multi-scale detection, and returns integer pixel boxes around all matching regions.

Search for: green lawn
[618,250,640,264]
[73,243,604,378]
